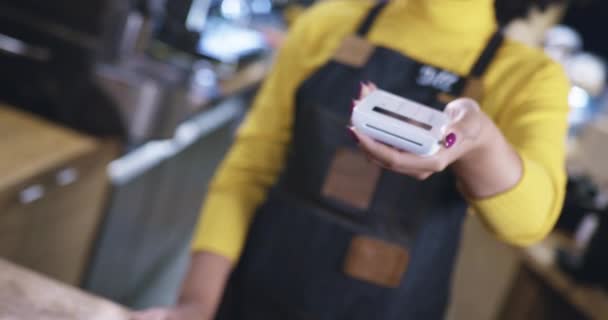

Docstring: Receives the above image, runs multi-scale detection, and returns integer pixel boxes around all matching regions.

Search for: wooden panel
[0,203,29,260]
[499,267,588,320]
[0,105,96,191]
[17,145,115,286]
[0,259,130,319]
[575,119,608,185]
[446,214,521,320]
[517,235,608,320]
[0,105,118,286]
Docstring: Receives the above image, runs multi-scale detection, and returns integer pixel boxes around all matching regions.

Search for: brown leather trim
[343,235,409,288]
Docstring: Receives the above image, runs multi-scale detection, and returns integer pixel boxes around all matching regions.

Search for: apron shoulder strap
[355,2,503,77]
[356,1,389,37]
[469,31,505,78]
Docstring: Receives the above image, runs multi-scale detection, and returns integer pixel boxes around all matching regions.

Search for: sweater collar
[393,0,497,37]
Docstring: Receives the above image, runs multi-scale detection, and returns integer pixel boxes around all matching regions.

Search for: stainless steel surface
[84,97,244,306]
[0,3,100,51]
[95,55,223,145]
[95,57,190,145]
[0,0,131,60]
[95,62,167,145]
[117,12,145,62]
[0,33,51,61]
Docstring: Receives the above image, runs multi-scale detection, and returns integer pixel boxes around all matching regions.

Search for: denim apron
[216,2,504,319]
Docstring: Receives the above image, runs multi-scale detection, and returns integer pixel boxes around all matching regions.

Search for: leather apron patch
[344,235,409,288]
[333,35,375,67]
[322,148,381,210]
[438,77,484,104]
[462,77,484,101]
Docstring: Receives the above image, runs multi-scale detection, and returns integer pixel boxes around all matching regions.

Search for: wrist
[453,120,522,199]
[455,115,501,166]
[176,301,212,320]
[176,251,232,320]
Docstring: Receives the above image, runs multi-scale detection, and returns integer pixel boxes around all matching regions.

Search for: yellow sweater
[192,0,570,261]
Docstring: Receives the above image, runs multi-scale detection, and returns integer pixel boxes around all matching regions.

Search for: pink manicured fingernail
[359,82,365,97]
[444,133,457,148]
[347,127,359,143]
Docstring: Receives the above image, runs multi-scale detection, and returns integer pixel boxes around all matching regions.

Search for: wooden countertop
[0,105,97,191]
[0,259,130,319]
[522,234,608,320]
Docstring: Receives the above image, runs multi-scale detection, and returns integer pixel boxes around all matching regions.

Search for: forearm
[178,251,234,319]
[452,121,523,199]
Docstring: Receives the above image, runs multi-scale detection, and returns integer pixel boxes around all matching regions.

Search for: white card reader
[351,90,449,156]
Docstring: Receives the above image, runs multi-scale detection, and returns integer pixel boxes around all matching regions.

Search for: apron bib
[216,3,504,319]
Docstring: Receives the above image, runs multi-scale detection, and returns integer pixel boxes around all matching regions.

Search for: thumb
[440,98,485,150]
[443,98,483,142]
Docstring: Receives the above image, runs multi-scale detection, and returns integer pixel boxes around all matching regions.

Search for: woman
[134,0,569,319]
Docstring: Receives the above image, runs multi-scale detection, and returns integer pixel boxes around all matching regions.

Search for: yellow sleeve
[190,10,320,261]
[472,60,570,246]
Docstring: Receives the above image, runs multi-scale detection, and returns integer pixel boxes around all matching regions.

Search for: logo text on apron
[416,66,460,92]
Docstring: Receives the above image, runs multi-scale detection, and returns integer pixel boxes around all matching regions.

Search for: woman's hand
[131,303,207,320]
[350,83,522,198]
[350,95,490,180]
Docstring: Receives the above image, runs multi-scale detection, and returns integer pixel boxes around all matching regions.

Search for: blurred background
[0,0,607,319]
